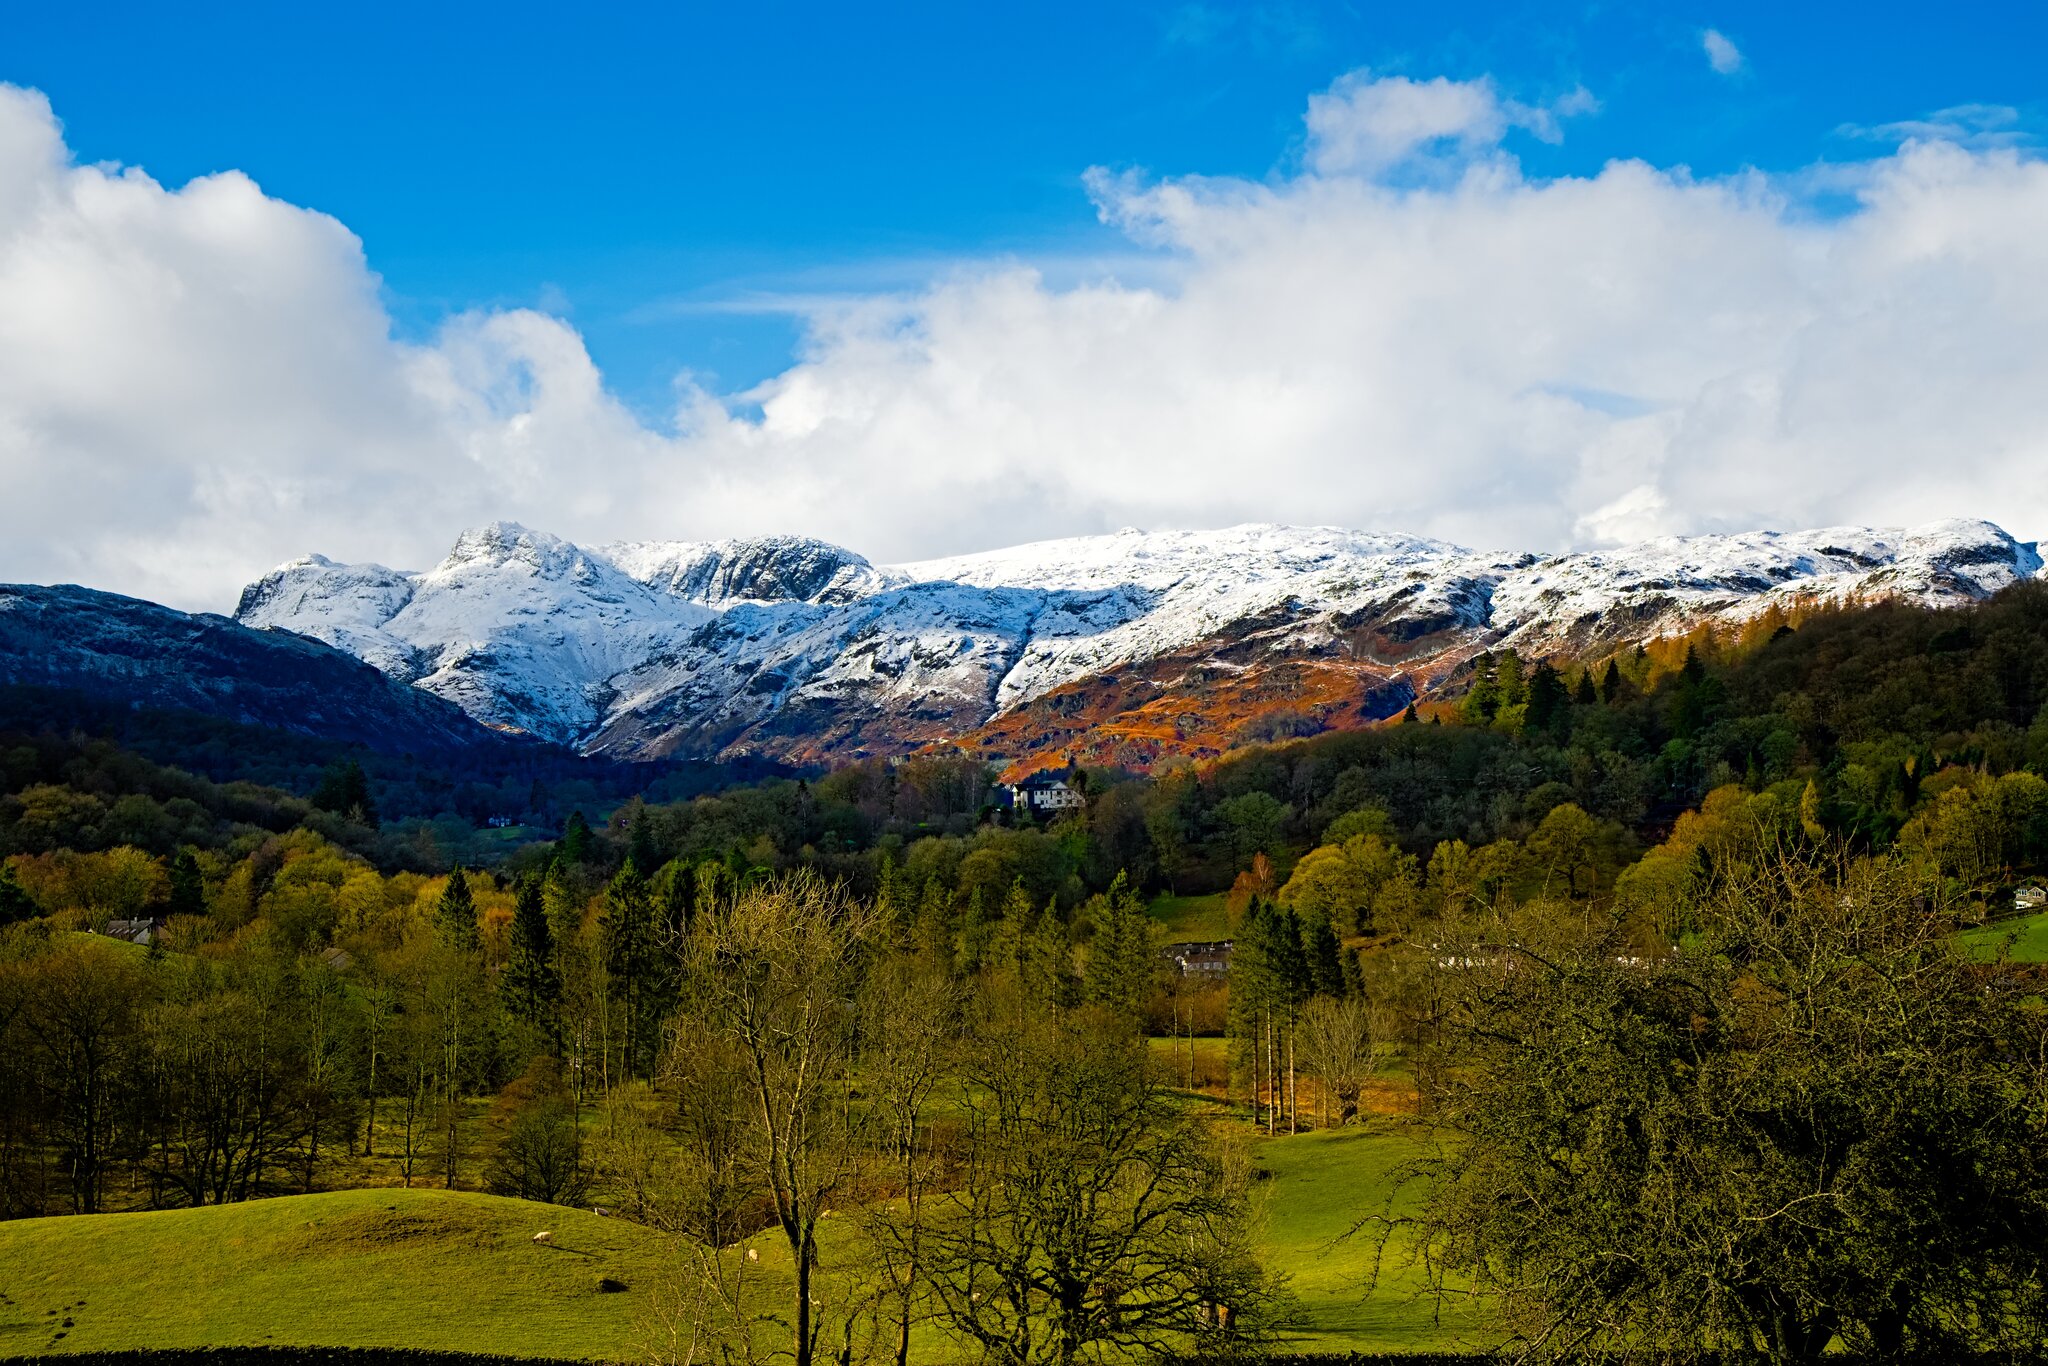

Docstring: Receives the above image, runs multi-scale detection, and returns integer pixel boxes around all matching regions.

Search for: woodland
[5,584,2048,1362]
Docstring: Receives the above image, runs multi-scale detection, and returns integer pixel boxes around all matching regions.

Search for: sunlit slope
[0,1189,722,1360]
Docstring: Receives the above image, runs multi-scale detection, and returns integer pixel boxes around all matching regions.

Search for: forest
[4,584,2048,1362]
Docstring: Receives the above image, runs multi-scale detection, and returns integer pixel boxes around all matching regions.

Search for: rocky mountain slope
[0,583,511,755]
[233,518,2043,770]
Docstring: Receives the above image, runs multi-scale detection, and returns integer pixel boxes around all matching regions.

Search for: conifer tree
[626,808,661,876]
[0,863,34,926]
[1085,872,1157,1021]
[917,877,955,960]
[1597,658,1622,703]
[1525,660,1569,733]
[435,866,479,952]
[652,858,696,939]
[957,883,992,976]
[1022,901,1078,1010]
[558,810,594,865]
[311,758,377,828]
[1495,652,1527,708]
[1302,910,1349,999]
[1572,669,1598,706]
[602,861,655,1077]
[506,875,562,1039]
[167,848,206,919]
[1459,653,1500,725]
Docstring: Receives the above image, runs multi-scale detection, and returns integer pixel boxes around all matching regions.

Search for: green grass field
[1253,1126,1489,1355]
[0,1125,1481,1360]
[1148,892,1232,941]
[1958,911,2048,962]
[0,1189,714,1360]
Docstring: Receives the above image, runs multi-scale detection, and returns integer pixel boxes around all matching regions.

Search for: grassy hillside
[1148,892,1231,941]
[1959,910,2048,961]
[0,1128,1484,1361]
[0,1189,726,1360]
[1254,1128,1490,1355]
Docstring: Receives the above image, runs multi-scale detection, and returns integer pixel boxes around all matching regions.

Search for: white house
[1004,763,1086,816]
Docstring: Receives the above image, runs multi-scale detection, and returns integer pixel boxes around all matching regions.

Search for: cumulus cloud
[1304,71,1595,176]
[2,75,2048,612]
[1702,29,1744,75]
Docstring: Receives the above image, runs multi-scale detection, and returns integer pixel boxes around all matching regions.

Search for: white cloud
[1702,29,1745,75]
[3,75,2048,612]
[1840,103,2031,151]
[1303,71,1595,177]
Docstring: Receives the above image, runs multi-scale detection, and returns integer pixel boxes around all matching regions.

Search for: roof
[1013,765,1079,790]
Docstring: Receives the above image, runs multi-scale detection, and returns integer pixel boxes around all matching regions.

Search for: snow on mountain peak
[234,516,2043,761]
[605,534,884,605]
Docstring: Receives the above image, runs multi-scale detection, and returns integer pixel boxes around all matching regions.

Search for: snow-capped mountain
[233,518,2043,768]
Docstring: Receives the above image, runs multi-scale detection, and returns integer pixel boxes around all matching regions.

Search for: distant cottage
[2017,885,2046,912]
[1002,762,1087,816]
[1164,941,1232,976]
[102,917,166,946]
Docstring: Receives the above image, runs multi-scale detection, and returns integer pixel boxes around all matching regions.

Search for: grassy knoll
[1148,892,1232,941]
[0,1189,742,1360]
[1959,911,2048,962]
[0,1127,1482,1360]
[1253,1126,1490,1355]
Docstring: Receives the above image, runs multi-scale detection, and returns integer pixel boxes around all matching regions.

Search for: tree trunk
[793,1226,816,1366]
[1287,1025,1297,1134]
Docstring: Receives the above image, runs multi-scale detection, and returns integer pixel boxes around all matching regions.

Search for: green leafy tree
[1412,852,2048,1363]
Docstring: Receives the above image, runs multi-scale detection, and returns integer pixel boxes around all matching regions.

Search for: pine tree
[167,848,206,919]
[1597,659,1622,703]
[543,860,581,945]
[1023,901,1079,1010]
[436,867,480,952]
[559,811,594,865]
[603,861,655,1077]
[626,808,661,875]
[506,875,562,1037]
[1459,653,1501,725]
[1302,910,1348,999]
[1495,652,1527,708]
[1525,660,1569,733]
[652,858,696,939]
[957,884,992,976]
[1572,669,1598,706]
[0,864,35,926]
[311,759,378,828]
[1085,872,1157,1021]
[1401,702,1419,724]
[917,877,955,960]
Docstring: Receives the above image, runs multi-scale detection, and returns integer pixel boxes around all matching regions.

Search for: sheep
[533,1230,553,1245]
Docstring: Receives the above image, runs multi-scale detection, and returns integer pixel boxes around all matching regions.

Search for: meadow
[0,1122,1466,1361]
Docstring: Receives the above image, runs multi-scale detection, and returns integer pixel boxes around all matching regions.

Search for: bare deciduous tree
[677,872,881,1366]
[1295,994,1387,1127]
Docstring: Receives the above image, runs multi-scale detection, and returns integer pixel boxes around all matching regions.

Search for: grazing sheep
[533,1231,553,1245]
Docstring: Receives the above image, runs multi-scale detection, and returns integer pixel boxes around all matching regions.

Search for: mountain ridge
[231,518,2045,770]
[0,581,516,756]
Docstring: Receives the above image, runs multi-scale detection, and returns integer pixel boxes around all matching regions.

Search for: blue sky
[4,2,2048,606]
[11,1,2042,415]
